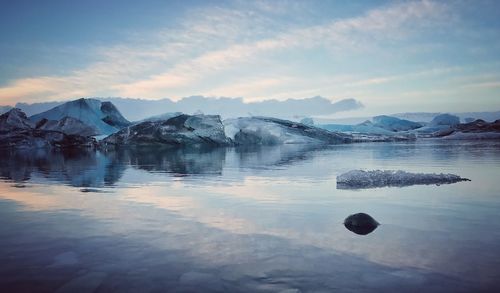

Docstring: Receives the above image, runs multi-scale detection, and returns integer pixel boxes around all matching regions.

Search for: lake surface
[1,140,500,292]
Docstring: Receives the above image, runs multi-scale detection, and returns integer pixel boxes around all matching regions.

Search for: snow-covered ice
[224,116,352,145]
[337,169,470,189]
[30,98,130,135]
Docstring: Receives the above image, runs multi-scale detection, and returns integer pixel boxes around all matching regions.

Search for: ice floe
[337,169,470,189]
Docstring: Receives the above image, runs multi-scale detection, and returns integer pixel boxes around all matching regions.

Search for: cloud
[460,81,500,89]
[0,1,455,105]
[113,0,451,98]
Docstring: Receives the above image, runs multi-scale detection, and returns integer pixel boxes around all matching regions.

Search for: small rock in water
[344,213,379,235]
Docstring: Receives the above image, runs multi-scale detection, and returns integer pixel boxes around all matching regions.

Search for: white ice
[337,169,470,189]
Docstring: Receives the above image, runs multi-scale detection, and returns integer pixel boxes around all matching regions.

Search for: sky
[0,0,499,116]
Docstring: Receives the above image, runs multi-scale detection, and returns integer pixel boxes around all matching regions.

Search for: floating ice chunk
[337,169,470,189]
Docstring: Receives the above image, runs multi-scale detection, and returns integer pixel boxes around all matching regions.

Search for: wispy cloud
[112,0,452,99]
[2,0,494,115]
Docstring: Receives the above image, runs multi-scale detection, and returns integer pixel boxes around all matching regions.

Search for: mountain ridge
[1,96,363,121]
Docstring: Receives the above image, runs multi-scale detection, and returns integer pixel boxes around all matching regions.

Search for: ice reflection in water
[1,141,500,292]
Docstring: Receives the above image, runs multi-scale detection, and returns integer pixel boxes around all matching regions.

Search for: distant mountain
[139,112,183,123]
[315,111,500,125]
[15,101,64,116]
[319,121,396,136]
[3,96,363,122]
[392,111,500,123]
[29,98,130,135]
[101,96,363,121]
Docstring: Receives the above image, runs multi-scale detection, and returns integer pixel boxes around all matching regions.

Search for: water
[1,141,500,292]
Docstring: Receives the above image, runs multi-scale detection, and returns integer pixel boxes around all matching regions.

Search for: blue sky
[0,0,499,116]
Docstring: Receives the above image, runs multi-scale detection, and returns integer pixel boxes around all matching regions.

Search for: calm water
[1,141,500,292]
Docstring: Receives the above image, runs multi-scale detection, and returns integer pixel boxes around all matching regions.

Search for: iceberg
[138,112,183,123]
[101,114,230,147]
[224,116,352,145]
[319,121,395,135]
[0,108,35,131]
[30,98,130,136]
[429,114,460,127]
[318,120,417,141]
[438,132,500,140]
[412,113,460,137]
[35,116,98,136]
[372,115,422,132]
[432,119,500,140]
[337,169,470,189]
[0,109,96,149]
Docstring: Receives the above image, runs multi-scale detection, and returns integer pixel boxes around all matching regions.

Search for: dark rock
[431,119,500,139]
[0,129,96,149]
[0,109,96,149]
[344,213,379,235]
[456,119,500,132]
[0,108,34,131]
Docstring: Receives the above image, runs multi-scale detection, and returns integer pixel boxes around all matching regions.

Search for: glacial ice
[102,114,230,147]
[439,132,500,140]
[30,98,130,135]
[336,169,470,189]
[0,108,96,149]
[36,116,98,136]
[224,116,352,145]
[372,115,422,132]
[429,114,460,127]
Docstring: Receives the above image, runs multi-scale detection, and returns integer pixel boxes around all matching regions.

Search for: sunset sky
[1,0,499,116]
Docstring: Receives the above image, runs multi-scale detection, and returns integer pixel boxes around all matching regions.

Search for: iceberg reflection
[0,145,324,188]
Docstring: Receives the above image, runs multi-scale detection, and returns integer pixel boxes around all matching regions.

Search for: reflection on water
[0,148,124,187]
[1,141,500,292]
[0,145,325,187]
